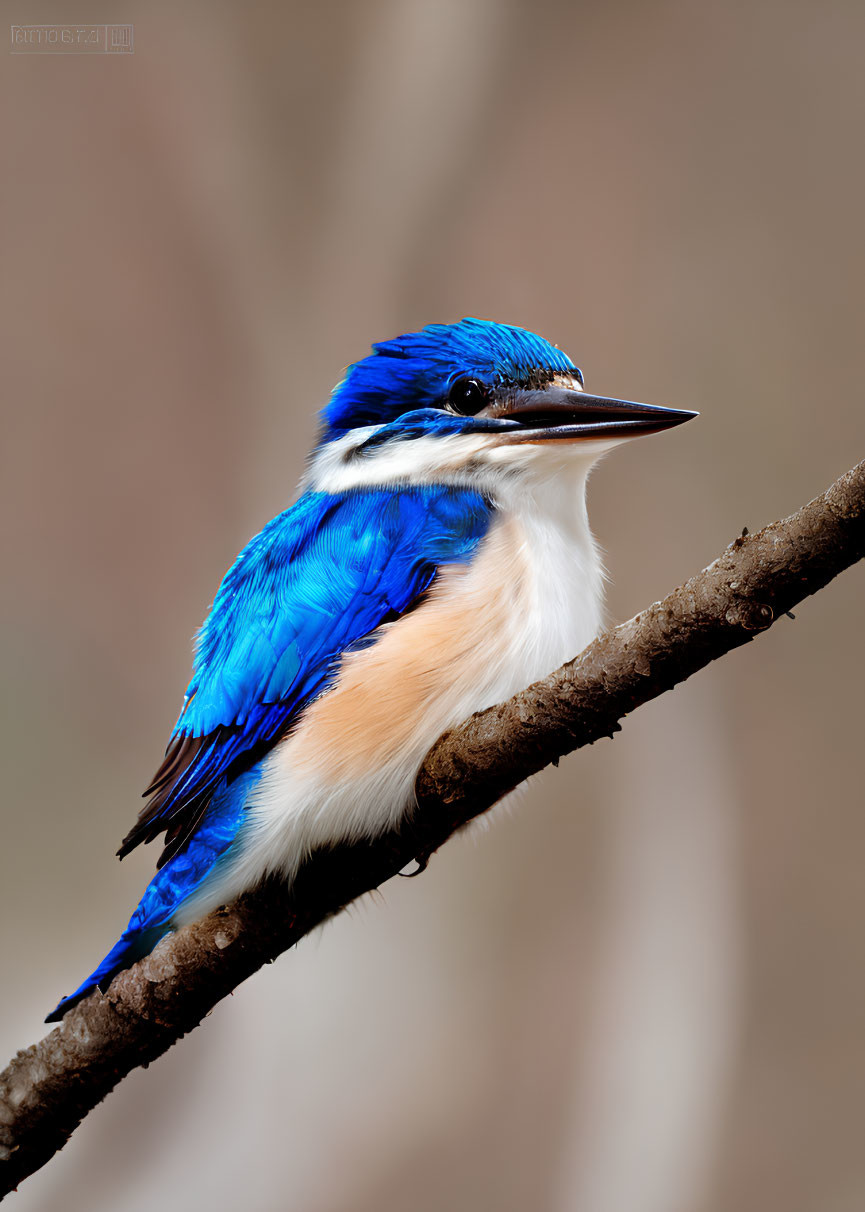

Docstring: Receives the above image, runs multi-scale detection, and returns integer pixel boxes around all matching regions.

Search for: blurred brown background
[1,2,863,1209]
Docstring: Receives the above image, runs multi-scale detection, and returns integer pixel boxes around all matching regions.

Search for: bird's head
[306,319,695,496]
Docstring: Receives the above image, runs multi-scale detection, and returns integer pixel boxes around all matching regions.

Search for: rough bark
[1,459,863,1197]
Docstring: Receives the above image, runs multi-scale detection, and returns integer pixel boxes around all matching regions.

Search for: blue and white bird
[47,318,695,1022]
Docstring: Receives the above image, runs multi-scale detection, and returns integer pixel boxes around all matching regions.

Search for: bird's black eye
[447,378,488,416]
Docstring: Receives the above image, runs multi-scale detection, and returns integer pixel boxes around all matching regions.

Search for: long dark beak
[493,386,698,442]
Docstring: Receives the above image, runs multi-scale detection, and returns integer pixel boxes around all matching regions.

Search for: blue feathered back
[118,486,492,867]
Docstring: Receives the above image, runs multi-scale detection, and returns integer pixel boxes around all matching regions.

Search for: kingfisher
[46,318,695,1022]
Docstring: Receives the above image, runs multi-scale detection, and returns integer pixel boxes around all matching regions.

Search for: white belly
[175,495,603,922]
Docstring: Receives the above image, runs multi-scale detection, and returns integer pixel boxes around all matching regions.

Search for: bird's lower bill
[497,418,692,444]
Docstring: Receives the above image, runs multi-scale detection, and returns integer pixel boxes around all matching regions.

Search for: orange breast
[285,515,529,784]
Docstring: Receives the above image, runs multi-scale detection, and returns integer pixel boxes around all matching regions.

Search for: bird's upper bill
[309,320,695,488]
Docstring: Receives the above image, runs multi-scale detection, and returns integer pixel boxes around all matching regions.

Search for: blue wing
[118,486,492,867]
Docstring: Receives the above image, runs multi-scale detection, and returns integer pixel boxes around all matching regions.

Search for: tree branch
[1,459,863,1197]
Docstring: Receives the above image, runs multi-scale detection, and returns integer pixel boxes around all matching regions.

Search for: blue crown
[320,318,578,442]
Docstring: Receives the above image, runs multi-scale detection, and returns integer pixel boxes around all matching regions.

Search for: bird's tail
[45,769,257,1023]
[45,923,170,1022]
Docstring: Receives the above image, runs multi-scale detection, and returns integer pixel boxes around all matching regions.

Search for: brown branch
[1,459,863,1197]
